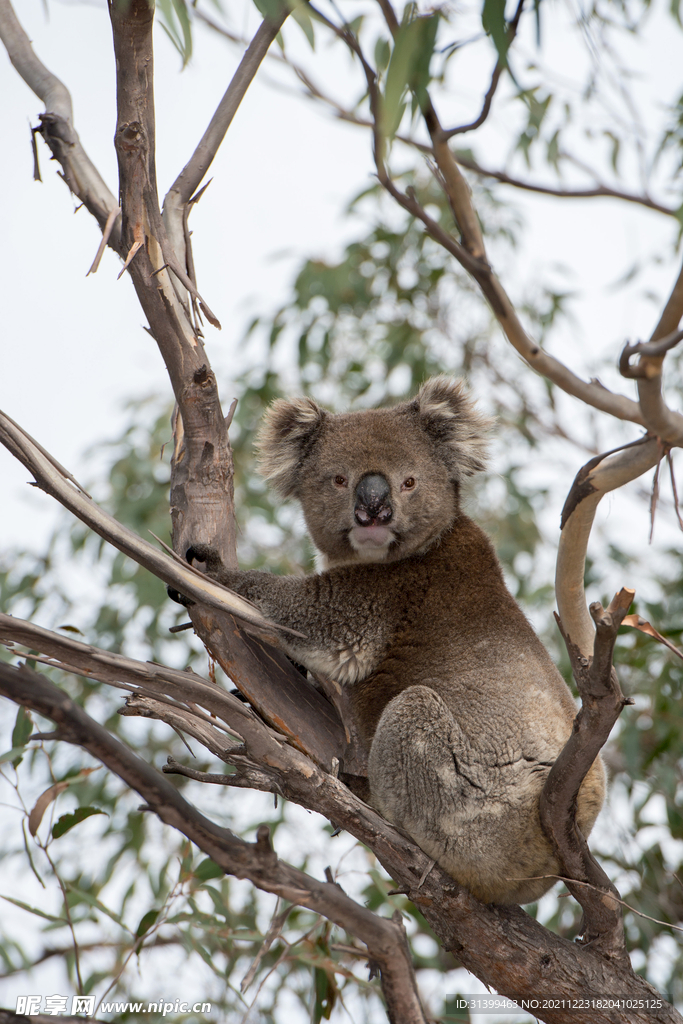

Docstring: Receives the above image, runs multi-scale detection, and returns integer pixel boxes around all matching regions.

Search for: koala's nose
[354,474,392,525]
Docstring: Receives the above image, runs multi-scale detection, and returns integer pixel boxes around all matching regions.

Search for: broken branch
[0,411,281,633]
[0,0,121,248]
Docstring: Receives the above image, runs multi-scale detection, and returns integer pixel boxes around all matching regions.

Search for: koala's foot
[167,545,224,607]
[167,585,193,607]
[185,544,224,573]
[368,685,558,904]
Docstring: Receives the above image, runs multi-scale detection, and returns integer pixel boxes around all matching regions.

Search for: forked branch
[627,257,683,443]
[0,660,427,1024]
[2,649,680,1020]
[542,590,635,960]
[556,439,662,658]
[163,2,291,271]
[322,13,648,426]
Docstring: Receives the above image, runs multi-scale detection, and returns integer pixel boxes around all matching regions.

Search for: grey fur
[193,377,604,904]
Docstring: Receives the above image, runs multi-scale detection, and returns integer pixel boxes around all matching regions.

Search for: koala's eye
[402,477,416,491]
[333,475,348,488]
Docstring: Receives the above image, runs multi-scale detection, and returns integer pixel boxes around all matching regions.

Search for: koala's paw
[186,543,225,575]
[167,585,194,608]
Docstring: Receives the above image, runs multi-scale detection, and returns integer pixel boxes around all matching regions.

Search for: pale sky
[1,0,680,556]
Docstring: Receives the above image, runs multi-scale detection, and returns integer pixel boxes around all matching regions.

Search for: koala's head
[256,377,491,566]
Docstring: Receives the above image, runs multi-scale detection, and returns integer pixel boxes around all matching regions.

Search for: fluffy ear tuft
[414,376,492,478]
[255,396,326,498]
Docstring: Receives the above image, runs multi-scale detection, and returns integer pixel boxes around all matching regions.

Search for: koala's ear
[413,376,492,478]
[255,396,327,498]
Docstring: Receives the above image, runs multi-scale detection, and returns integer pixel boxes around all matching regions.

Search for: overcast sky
[1,0,680,556]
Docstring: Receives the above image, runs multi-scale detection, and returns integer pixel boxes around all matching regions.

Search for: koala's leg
[367,685,560,904]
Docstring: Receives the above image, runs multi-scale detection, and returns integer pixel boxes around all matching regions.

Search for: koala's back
[349,513,605,904]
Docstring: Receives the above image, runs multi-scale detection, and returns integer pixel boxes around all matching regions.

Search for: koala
[187,377,605,905]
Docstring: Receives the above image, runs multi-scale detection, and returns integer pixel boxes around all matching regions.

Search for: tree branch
[441,0,525,139]
[630,257,683,442]
[0,612,256,734]
[2,658,680,1021]
[371,0,486,258]
[542,590,635,960]
[163,4,290,285]
[381,164,646,425]
[0,609,343,774]
[0,660,427,1024]
[555,438,661,660]
[312,10,650,427]
[0,0,121,249]
[167,5,290,209]
[454,153,678,219]
[0,411,281,633]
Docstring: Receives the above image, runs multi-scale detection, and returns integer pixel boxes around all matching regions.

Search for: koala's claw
[186,543,224,573]
[167,585,194,608]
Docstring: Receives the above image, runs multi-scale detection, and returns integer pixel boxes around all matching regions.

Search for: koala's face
[256,377,491,567]
[294,411,457,564]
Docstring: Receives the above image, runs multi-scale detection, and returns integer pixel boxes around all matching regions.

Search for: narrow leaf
[21,822,46,888]
[0,746,32,765]
[291,3,315,48]
[65,884,125,927]
[12,706,33,749]
[622,614,683,661]
[29,782,70,837]
[29,768,102,836]
[52,806,106,839]
[383,17,425,137]
[482,0,509,63]
[136,908,160,939]
[1,895,66,923]
[194,858,224,882]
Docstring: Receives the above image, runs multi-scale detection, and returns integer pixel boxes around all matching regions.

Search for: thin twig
[455,153,677,218]
[649,446,664,543]
[442,0,525,139]
[667,450,683,530]
[510,874,683,935]
[87,205,120,276]
[166,4,291,208]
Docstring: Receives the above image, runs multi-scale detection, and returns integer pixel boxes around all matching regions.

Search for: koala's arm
[186,545,399,683]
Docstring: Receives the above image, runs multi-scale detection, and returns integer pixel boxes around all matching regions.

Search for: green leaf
[313,967,337,1022]
[482,0,509,63]
[0,895,66,924]
[157,0,193,67]
[383,12,439,138]
[290,2,315,48]
[0,746,31,766]
[10,706,33,766]
[193,858,224,882]
[252,0,286,20]
[135,908,160,939]
[52,807,106,839]
[374,36,391,73]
